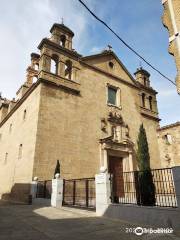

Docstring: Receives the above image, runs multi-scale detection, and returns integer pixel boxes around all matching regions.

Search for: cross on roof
[107,44,112,51]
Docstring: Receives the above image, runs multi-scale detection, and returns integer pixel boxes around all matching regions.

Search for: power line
[78,0,176,86]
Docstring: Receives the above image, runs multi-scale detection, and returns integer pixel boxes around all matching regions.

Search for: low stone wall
[104,204,180,231]
[96,167,180,231]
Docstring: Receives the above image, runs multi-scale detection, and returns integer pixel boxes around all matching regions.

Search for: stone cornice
[157,121,180,131]
[100,137,134,152]
[50,23,74,37]
[38,70,80,94]
[38,38,81,58]
[39,78,80,95]
[140,106,158,115]
[141,112,161,122]
[136,81,158,95]
[31,52,40,59]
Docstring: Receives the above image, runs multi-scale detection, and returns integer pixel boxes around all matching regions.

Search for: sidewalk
[0,203,179,240]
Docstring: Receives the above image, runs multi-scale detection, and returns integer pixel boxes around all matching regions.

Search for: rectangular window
[108,87,117,105]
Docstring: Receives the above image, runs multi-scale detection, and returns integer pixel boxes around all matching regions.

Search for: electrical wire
[78,0,176,86]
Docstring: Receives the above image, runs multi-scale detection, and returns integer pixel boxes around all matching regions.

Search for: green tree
[54,160,60,178]
[136,124,156,206]
[137,124,150,171]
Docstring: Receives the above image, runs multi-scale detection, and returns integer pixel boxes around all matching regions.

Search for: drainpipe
[162,0,180,93]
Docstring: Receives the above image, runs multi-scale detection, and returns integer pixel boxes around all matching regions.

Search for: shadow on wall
[1,183,31,204]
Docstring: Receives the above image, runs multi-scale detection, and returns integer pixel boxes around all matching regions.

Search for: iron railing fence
[110,168,177,208]
[63,178,96,210]
[36,180,52,199]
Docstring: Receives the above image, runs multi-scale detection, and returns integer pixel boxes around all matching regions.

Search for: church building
[0,23,161,202]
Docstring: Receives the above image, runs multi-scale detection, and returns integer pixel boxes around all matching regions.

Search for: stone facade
[0,23,161,202]
[157,122,180,167]
[162,0,180,93]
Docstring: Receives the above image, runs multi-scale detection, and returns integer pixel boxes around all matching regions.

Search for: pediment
[100,136,134,149]
[81,50,136,85]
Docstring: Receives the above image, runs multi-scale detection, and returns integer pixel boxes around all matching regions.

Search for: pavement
[0,202,180,240]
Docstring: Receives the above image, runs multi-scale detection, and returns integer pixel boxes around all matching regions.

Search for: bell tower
[50,23,74,50]
[37,23,81,91]
[134,67,150,88]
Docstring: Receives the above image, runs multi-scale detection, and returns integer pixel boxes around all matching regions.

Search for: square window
[108,87,117,105]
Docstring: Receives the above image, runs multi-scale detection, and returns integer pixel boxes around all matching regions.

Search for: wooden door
[109,156,124,202]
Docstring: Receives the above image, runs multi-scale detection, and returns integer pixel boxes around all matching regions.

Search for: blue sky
[0,0,179,126]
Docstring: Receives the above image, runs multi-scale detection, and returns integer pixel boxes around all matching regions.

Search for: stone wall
[0,24,162,203]
[0,85,41,202]
[32,58,161,181]
[158,122,180,167]
[162,0,180,93]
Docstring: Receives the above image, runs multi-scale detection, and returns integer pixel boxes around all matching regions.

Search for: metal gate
[36,180,52,199]
[63,178,96,210]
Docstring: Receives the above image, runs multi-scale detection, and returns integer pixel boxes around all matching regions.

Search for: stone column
[100,146,108,172]
[51,174,64,208]
[59,60,65,78]
[172,166,180,208]
[128,151,134,171]
[39,54,51,72]
[95,172,111,216]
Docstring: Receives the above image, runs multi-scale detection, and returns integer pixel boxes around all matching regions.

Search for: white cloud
[0,0,93,99]
[158,89,175,97]
[90,46,104,54]
[0,0,179,126]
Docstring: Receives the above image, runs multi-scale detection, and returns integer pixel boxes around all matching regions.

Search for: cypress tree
[137,124,150,171]
[136,124,156,206]
[54,160,60,178]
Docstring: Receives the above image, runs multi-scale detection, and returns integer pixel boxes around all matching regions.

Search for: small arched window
[34,64,39,71]
[33,76,38,83]
[149,96,153,110]
[50,55,59,75]
[65,60,72,80]
[60,35,66,47]
[18,144,23,160]
[142,93,146,107]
